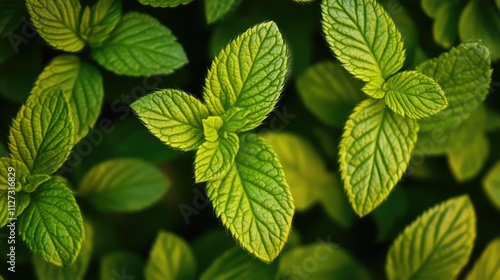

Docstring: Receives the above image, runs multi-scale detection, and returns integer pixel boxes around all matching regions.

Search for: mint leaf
[340,99,418,216]
[448,133,489,182]
[26,0,84,52]
[466,238,500,280]
[0,157,28,191]
[138,0,194,7]
[384,70,447,119]
[19,178,84,267]
[386,195,476,280]
[145,231,196,280]
[203,21,288,131]
[91,12,187,76]
[80,0,122,46]
[78,158,169,212]
[131,89,209,151]
[33,223,93,280]
[205,0,238,24]
[416,42,492,131]
[0,190,30,228]
[23,174,51,193]
[100,251,145,280]
[8,89,74,175]
[483,161,500,210]
[201,247,278,280]
[321,0,405,82]
[0,0,25,37]
[206,133,294,263]
[31,55,104,143]
[361,78,386,99]
[296,61,365,127]
[220,107,253,133]
[202,116,224,142]
[195,132,239,183]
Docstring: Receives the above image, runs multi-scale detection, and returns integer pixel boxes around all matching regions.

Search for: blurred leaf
[79,158,169,212]
[386,195,476,280]
[483,161,500,210]
[433,2,460,49]
[485,107,500,132]
[448,133,489,182]
[372,187,407,242]
[80,0,122,46]
[0,0,25,37]
[145,231,196,280]
[421,0,449,17]
[319,173,355,228]
[466,237,500,279]
[115,130,182,164]
[205,0,238,24]
[296,61,364,127]
[138,0,194,7]
[192,229,235,273]
[100,251,145,280]
[201,247,278,280]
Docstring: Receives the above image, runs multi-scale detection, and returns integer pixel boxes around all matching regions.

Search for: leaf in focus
[138,0,194,8]
[78,158,169,212]
[0,157,28,191]
[80,0,122,46]
[8,89,74,175]
[386,195,476,280]
[483,161,500,210]
[205,0,238,24]
[321,0,405,82]
[340,99,418,216]
[19,178,84,267]
[0,0,25,37]
[31,55,104,143]
[131,89,209,151]
[195,132,239,183]
[296,61,365,127]
[466,237,500,280]
[206,133,294,263]
[383,70,447,119]
[447,133,489,182]
[23,174,51,193]
[26,0,84,52]
[202,116,224,142]
[200,247,278,280]
[203,21,288,131]
[145,231,196,280]
[0,190,30,228]
[100,251,145,280]
[91,12,187,76]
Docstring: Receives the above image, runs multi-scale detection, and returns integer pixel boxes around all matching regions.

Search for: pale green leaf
[26,0,84,52]
[466,237,500,280]
[23,174,51,193]
[421,0,448,17]
[321,0,405,82]
[296,61,365,127]
[205,0,238,24]
[19,179,84,267]
[207,133,294,262]
[138,0,194,7]
[432,2,460,49]
[145,231,196,280]
[91,12,187,76]
[483,161,500,210]
[220,107,253,133]
[384,70,447,119]
[448,133,489,182]
[362,78,386,99]
[201,247,278,280]
[202,116,224,142]
[79,158,169,212]
[33,223,93,280]
[459,0,500,60]
[416,42,492,131]
[80,0,122,46]
[319,173,355,228]
[195,132,239,183]
[0,0,25,37]
[131,89,209,151]
[279,243,370,280]
[8,89,74,175]
[386,195,476,280]
[0,191,30,228]
[31,55,104,143]
[340,99,418,216]
[100,251,145,280]
[203,21,288,131]
[0,157,28,191]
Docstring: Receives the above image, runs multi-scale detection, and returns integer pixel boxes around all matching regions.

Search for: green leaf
[8,89,74,175]
[483,161,500,210]
[23,174,51,193]
[19,178,84,267]
[78,158,169,212]
[361,78,385,99]
[448,133,489,182]
[421,0,448,17]
[279,243,371,280]
[321,0,405,82]
[26,0,84,52]
[138,0,194,8]
[91,12,187,76]
[206,133,294,263]
[100,251,145,280]
[383,70,447,119]
[416,42,492,131]
[0,0,25,37]
[205,0,238,24]
[201,247,278,280]
[466,237,500,280]
[203,21,288,131]
[131,89,209,151]
[80,0,122,46]
[33,223,93,280]
[459,0,500,60]
[31,55,104,143]
[195,133,239,183]
[0,190,30,228]
[340,99,418,216]
[296,61,365,127]
[202,116,224,142]
[432,2,461,49]
[220,107,253,133]
[0,157,28,191]
[145,231,196,280]
[386,195,476,280]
